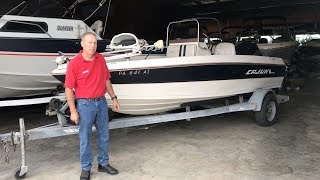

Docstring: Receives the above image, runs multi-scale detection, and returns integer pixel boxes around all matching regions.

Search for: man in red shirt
[65,32,120,180]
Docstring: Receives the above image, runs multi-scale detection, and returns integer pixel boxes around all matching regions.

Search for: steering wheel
[202,32,215,54]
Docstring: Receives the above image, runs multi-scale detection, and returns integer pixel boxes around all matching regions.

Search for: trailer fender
[249,89,276,111]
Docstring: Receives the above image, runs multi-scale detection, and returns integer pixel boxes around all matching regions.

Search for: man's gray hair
[81,32,97,41]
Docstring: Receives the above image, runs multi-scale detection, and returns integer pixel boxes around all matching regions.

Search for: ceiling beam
[179,0,320,16]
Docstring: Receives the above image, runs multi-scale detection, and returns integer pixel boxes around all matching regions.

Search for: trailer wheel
[50,89,59,96]
[57,84,64,92]
[254,93,279,127]
[14,167,26,179]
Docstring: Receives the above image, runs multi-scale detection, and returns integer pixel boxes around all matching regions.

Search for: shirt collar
[79,50,98,62]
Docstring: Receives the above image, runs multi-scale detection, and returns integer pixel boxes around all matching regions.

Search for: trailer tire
[254,93,279,127]
[14,167,26,179]
[50,89,59,96]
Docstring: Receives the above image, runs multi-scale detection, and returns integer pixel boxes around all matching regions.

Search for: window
[0,20,48,33]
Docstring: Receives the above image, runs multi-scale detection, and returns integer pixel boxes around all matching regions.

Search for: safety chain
[2,131,17,163]
[3,141,10,163]
[11,131,17,152]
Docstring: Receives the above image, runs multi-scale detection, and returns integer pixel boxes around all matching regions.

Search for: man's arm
[65,87,79,124]
[106,79,120,112]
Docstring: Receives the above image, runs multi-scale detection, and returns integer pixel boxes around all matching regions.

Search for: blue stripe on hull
[0,37,110,53]
[53,64,286,84]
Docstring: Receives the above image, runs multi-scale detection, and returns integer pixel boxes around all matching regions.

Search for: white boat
[0,15,108,98]
[52,18,287,115]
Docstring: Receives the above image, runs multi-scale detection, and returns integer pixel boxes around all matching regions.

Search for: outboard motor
[90,20,103,37]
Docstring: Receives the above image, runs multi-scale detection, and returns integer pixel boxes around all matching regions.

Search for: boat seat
[166,43,197,57]
[166,42,212,57]
[214,42,236,55]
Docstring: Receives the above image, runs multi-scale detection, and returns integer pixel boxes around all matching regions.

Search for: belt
[77,97,105,101]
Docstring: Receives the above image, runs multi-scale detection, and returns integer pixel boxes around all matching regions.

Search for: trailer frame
[0,89,289,179]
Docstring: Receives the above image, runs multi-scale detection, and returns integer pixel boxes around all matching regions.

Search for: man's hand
[65,87,78,124]
[70,111,79,125]
[112,99,120,112]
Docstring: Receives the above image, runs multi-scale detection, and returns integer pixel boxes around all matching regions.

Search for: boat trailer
[0,89,289,179]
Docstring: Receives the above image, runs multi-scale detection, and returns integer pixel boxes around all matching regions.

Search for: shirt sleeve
[106,63,111,79]
[65,62,76,88]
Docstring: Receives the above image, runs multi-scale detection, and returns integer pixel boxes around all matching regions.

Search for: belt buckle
[95,97,103,101]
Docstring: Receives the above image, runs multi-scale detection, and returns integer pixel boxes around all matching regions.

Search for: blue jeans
[77,97,109,171]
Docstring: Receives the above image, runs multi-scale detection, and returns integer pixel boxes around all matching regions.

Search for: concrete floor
[0,79,320,180]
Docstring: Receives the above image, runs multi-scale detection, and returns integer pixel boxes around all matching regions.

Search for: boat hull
[0,38,109,98]
[108,77,284,115]
[0,52,68,98]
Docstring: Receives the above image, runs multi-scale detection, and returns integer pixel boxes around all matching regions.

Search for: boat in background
[299,39,320,63]
[297,38,320,78]
[0,15,109,98]
[52,18,287,115]
[239,16,298,64]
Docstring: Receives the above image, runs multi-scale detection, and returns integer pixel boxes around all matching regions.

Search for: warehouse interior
[0,0,320,179]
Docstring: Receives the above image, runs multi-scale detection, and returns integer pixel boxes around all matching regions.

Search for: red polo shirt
[65,51,111,98]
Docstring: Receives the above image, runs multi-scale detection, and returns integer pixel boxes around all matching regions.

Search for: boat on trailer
[1,19,290,178]
[52,18,287,115]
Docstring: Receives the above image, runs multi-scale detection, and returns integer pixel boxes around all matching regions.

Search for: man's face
[81,34,97,56]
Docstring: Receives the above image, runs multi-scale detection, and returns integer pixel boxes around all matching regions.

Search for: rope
[102,0,112,37]
[83,0,107,22]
